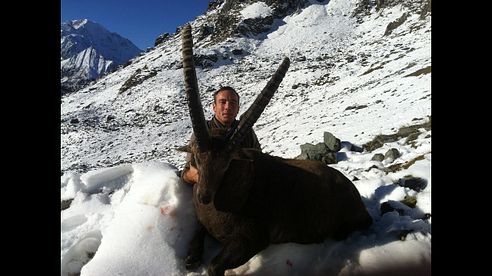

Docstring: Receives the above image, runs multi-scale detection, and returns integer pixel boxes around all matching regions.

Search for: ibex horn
[228,57,290,150]
[181,24,210,152]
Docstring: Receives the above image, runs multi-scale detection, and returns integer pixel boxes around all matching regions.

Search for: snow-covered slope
[61,19,142,94]
[61,1,431,275]
[61,0,431,176]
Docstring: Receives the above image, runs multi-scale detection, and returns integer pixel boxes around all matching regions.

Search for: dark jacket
[181,116,261,182]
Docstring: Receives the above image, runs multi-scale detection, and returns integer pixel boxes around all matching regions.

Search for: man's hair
[213,86,240,104]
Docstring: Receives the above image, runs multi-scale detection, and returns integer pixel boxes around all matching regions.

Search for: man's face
[213,90,239,126]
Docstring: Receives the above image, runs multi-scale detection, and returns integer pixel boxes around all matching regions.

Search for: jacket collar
[211,116,238,130]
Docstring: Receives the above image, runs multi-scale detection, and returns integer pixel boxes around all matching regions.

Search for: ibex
[179,24,372,276]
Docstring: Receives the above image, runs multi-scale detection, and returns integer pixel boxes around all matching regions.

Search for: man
[181,86,261,184]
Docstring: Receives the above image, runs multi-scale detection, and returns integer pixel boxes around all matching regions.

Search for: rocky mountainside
[61,0,431,175]
[61,19,142,95]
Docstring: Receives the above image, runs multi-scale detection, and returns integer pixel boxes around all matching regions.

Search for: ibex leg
[207,234,268,276]
[185,222,206,270]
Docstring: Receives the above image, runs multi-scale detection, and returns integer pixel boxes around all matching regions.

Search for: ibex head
[180,24,290,205]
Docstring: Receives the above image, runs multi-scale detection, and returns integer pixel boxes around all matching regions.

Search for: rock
[384,148,400,162]
[371,153,384,161]
[323,132,341,152]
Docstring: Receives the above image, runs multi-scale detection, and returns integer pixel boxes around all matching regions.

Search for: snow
[72,19,89,29]
[61,0,431,275]
[240,2,273,19]
[61,136,431,275]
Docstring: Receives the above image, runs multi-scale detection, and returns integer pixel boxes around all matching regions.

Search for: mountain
[61,1,431,274]
[61,0,431,176]
[61,19,142,95]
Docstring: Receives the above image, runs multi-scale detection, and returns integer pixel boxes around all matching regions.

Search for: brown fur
[179,24,371,276]
[185,146,373,276]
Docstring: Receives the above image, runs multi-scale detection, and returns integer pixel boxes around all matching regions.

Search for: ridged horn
[228,57,290,150]
[181,24,210,152]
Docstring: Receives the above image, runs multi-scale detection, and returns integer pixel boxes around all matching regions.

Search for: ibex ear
[214,159,254,213]
[176,145,191,153]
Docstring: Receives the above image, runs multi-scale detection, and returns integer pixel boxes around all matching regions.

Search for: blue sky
[61,0,210,50]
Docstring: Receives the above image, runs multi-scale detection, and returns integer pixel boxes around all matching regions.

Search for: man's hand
[183,164,199,184]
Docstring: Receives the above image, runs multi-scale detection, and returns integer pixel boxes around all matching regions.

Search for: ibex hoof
[207,266,224,276]
[184,255,201,270]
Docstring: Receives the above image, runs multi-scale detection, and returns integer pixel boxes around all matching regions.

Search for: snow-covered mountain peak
[71,19,89,29]
[61,2,431,274]
[61,19,142,95]
[61,0,431,176]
